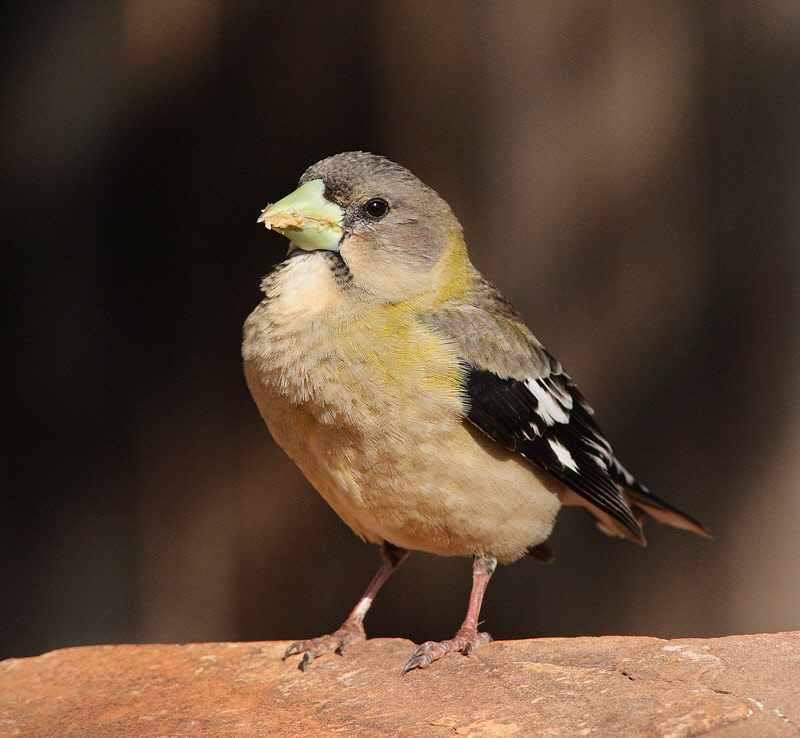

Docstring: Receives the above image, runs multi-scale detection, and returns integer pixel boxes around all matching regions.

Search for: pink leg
[402,555,497,675]
[284,542,408,671]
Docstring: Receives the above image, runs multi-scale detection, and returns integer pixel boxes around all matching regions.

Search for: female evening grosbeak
[242,152,710,675]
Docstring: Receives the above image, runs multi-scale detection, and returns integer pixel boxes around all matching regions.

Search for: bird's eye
[364,198,389,220]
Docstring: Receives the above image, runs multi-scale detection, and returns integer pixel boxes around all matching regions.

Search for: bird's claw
[283,641,318,671]
[400,629,493,675]
[401,652,432,676]
[282,621,366,671]
[282,641,303,660]
[299,651,314,672]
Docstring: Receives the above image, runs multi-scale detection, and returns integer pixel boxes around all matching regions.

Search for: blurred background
[3,1,800,662]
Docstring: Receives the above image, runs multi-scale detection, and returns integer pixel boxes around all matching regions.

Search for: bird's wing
[423,279,709,543]
[465,361,647,541]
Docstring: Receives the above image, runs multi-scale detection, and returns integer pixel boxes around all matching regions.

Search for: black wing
[465,358,710,542]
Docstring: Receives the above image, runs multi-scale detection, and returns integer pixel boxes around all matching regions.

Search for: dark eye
[364,198,389,220]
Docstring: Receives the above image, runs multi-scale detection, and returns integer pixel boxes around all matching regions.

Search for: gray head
[259,152,469,302]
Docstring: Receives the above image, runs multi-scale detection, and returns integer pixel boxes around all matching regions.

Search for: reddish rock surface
[1,633,798,737]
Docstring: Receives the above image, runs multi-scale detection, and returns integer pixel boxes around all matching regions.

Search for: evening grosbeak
[242,151,710,675]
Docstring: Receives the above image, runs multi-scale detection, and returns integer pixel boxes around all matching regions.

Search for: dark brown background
[3,1,799,661]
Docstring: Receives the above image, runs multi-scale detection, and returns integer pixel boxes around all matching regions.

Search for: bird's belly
[253,384,563,564]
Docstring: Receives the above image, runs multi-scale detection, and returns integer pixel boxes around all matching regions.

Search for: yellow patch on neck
[429,221,473,304]
[382,219,473,318]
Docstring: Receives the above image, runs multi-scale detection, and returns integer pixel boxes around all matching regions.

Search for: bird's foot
[283,619,366,671]
[401,627,493,675]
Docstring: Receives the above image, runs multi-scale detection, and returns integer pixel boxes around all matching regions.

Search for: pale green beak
[257,179,344,252]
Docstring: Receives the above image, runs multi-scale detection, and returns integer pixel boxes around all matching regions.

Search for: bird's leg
[402,554,497,675]
[283,542,409,671]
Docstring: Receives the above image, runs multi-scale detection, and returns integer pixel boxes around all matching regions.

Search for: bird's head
[258,152,472,304]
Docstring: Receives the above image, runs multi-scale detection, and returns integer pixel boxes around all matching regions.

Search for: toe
[283,641,302,660]
[282,621,367,670]
[400,630,491,675]
[299,651,314,672]
[401,653,432,675]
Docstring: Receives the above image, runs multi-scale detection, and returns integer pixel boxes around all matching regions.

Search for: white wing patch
[524,377,572,426]
[584,437,612,470]
[548,438,579,472]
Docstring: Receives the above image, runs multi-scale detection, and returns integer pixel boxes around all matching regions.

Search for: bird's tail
[563,472,712,545]
[623,485,712,540]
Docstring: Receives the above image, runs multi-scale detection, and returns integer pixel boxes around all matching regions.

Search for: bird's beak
[257,179,344,252]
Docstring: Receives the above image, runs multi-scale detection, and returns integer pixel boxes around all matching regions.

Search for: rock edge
[2,633,799,737]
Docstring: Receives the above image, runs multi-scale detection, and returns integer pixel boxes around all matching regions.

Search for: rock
[1,633,798,737]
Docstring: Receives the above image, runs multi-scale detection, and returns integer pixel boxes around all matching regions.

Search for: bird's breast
[243,252,466,428]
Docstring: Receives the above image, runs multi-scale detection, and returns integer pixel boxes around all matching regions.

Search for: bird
[242,151,710,675]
